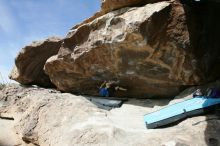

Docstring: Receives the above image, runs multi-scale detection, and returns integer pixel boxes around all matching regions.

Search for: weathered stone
[1,84,220,146]
[45,1,202,98]
[101,0,162,12]
[9,37,62,87]
[9,0,220,97]
[71,0,164,30]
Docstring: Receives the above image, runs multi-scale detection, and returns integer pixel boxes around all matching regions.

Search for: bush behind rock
[0,71,7,90]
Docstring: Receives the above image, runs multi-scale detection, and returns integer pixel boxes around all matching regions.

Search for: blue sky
[0,0,100,83]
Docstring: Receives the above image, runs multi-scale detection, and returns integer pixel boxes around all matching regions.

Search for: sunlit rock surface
[9,37,62,87]
[0,84,219,146]
[45,2,201,98]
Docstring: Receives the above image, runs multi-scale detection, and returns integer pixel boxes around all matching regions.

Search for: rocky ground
[0,84,219,146]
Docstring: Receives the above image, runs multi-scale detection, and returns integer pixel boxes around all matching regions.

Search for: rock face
[184,1,220,82]
[0,84,220,146]
[9,37,62,87]
[45,1,201,98]
[101,0,161,12]
[10,0,220,98]
[71,0,163,30]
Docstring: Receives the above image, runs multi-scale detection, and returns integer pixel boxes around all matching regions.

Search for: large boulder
[45,1,201,98]
[9,0,220,98]
[0,84,219,146]
[101,0,162,12]
[9,37,62,87]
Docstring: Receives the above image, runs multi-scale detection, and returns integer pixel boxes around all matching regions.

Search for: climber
[99,80,127,97]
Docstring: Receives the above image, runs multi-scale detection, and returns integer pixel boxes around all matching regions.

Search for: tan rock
[0,84,219,146]
[71,0,165,31]
[45,2,202,98]
[9,37,62,87]
[101,0,161,12]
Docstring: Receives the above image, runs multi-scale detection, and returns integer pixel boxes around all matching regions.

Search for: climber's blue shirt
[99,88,109,97]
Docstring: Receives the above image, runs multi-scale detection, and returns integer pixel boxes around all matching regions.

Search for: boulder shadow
[181,0,220,145]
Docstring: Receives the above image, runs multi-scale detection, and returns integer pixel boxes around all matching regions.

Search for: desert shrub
[0,71,7,90]
[0,83,5,90]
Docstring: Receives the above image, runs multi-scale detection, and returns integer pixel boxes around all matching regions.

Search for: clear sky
[0,0,100,83]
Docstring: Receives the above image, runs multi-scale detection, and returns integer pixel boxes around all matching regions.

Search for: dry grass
[0,83,5,90]
[0,71,7,90]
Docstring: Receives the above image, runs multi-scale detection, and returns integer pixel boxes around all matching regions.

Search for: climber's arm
[99,81,106,88]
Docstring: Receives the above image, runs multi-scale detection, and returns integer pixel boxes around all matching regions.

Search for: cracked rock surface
[0,84,220,146]
[45,1,201,98]
[10,0,220,98]
[9,37,62,87]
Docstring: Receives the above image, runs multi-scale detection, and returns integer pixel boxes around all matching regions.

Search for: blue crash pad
[144,96,220,129]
